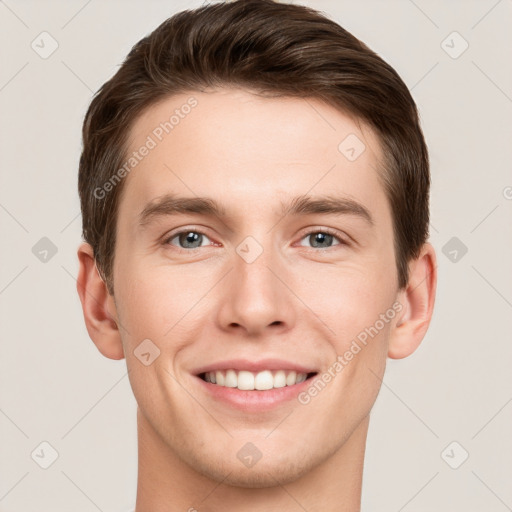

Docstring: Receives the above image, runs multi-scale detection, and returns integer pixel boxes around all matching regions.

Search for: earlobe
[388,243,437,359]
[76,242,125,360]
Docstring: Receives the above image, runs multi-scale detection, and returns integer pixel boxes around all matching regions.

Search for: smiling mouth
[198,369,318,391]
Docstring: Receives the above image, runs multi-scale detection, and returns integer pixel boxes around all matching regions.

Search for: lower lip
[194,374,317,412]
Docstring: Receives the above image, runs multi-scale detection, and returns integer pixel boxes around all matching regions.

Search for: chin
[194,453,314,489]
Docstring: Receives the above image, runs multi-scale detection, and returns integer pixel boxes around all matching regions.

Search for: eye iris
[179,232,202,248]
[310,232,333,248]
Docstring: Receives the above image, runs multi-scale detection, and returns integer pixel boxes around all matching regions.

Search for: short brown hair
[78,0,430,295]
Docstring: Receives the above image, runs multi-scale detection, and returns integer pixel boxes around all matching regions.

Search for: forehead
[119,87,389,223]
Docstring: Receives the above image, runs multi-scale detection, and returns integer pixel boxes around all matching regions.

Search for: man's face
[112,88,401,486]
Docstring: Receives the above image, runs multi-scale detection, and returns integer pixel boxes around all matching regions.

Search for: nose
[216,238,296,337]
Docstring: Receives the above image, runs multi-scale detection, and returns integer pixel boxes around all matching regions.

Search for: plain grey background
[1,0,511,511]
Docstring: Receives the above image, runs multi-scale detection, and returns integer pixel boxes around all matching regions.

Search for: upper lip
[193,358,318,375]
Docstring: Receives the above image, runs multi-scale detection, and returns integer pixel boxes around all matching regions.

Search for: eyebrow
[138,193,374,227]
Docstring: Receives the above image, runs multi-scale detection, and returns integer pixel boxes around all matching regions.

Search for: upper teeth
[203,369,308,390]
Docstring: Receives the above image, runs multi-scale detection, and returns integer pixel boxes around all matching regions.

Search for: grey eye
[299,231,342,249]
[168,231,211,249]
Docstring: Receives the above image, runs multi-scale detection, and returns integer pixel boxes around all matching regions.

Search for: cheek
[295,258,396,336]
[113,257,215,343]
[115,246,397,339]
[323,263,397,399]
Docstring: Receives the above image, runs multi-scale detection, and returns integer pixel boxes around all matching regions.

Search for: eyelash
[163,227,349,251]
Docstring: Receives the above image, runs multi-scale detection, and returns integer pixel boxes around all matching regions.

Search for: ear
[388,242,437,359]
[76,242,125,360]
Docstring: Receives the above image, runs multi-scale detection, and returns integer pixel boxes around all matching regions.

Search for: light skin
[77,88,437,512]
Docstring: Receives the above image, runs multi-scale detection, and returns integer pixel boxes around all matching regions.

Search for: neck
[134,408,368,512]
